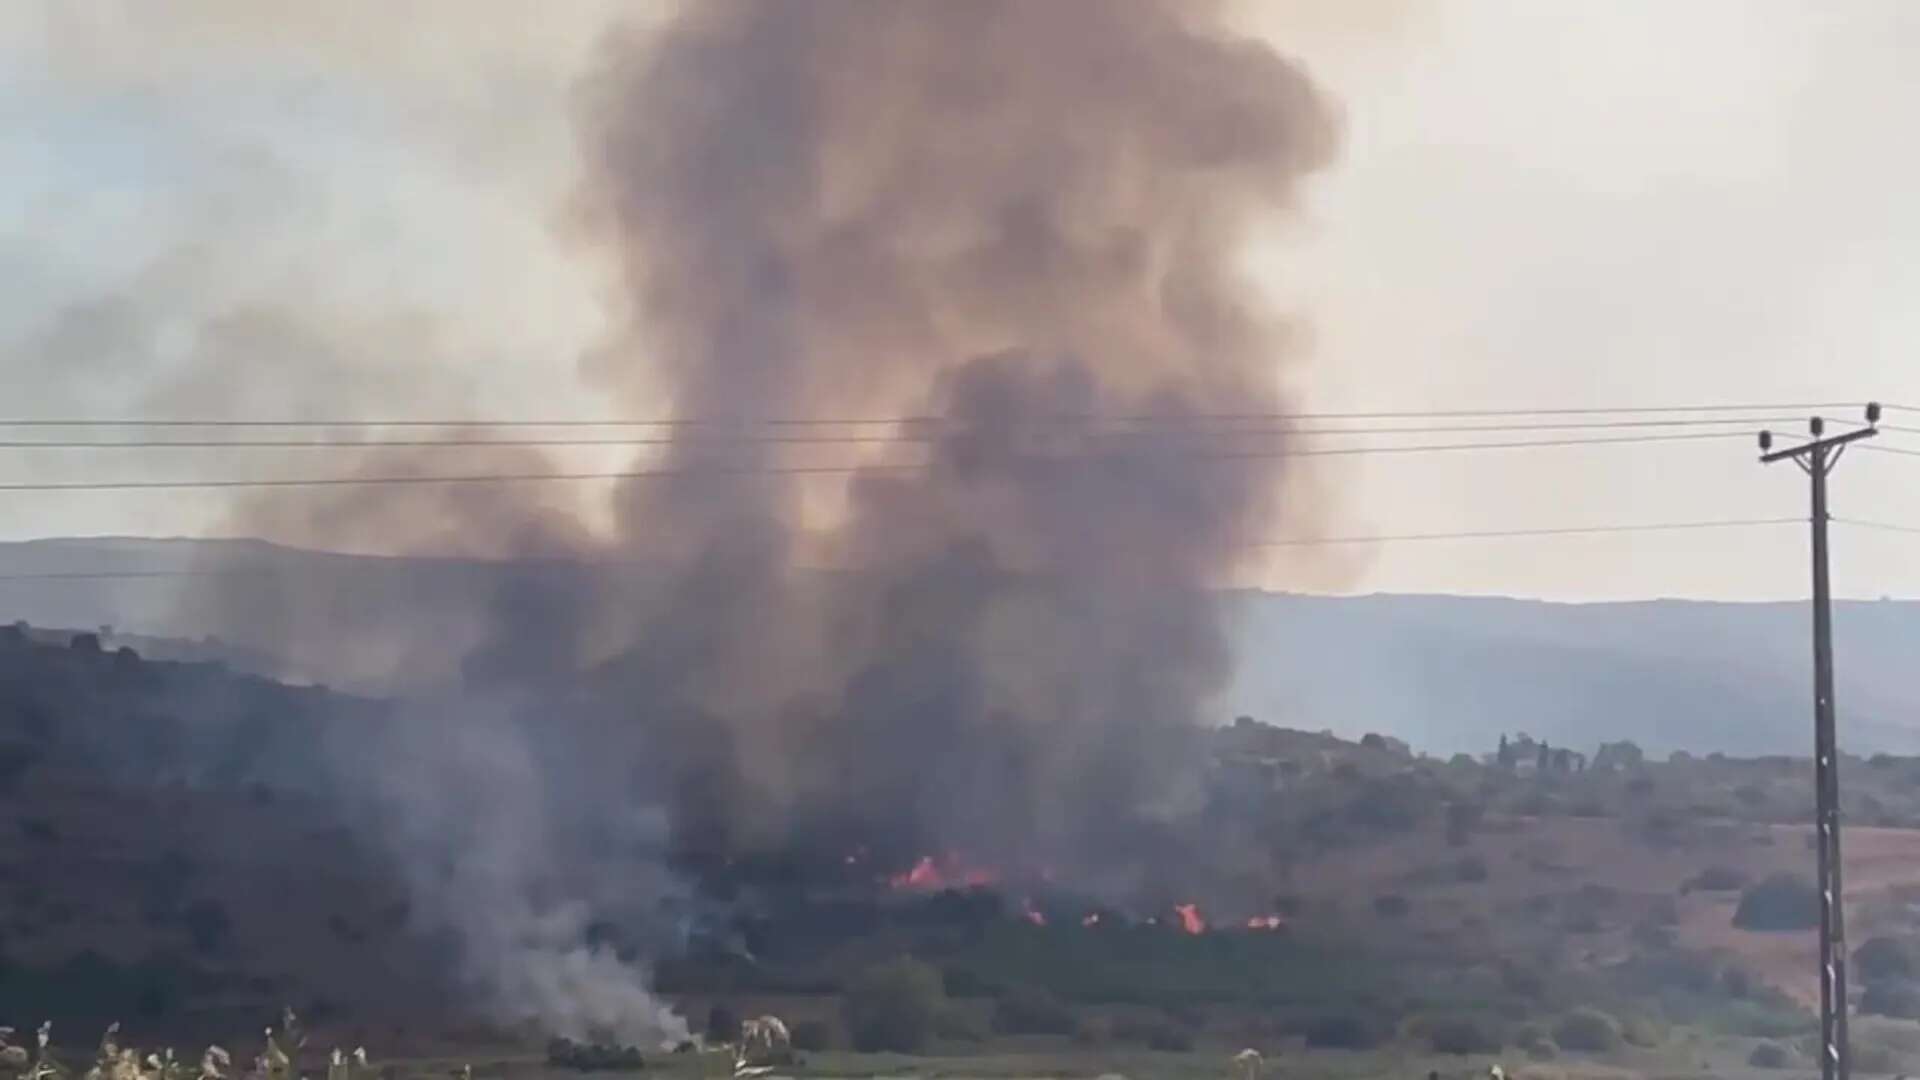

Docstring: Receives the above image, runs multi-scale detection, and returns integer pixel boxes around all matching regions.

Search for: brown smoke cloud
[564,0,1336,870]
[184,0,1339,1040]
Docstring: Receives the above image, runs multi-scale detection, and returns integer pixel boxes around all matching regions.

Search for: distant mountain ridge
[1,536,1914,756]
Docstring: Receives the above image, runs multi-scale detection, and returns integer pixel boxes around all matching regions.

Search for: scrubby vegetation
[843,957,945,1053]
[1733,874,1821,931]
[1552,1007,1622,1052]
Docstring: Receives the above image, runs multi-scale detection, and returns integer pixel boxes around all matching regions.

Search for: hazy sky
[2,1,1917,601]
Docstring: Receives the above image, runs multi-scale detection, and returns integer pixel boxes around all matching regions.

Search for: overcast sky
[2,1,1917,601]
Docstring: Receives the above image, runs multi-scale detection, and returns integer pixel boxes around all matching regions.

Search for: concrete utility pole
[1758,404,1880,1080]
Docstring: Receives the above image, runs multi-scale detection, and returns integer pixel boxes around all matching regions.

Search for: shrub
[1861,979,1920,1020]
[789,1020,834,1052]
[843,956,945,1053]
[1685,866,1751,893]
[1427,1015,1503,1055]
[990,986,1076,1035]
[546,1037,644,1072]
[1733,874,1820,931]
[1553,1008,1622,1053]
[1455,855,1491,883]
[1304,1013,1384,1050]
[1856,936,1917,983]
[1748,1041,1791,1069]
[1373,894,1410,919]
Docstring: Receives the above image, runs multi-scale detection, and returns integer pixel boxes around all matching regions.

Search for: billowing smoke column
[571,0,1336,880]
[194,0,1337,1047]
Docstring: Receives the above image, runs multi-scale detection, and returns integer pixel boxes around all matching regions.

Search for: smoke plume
[195,0,1338,1045]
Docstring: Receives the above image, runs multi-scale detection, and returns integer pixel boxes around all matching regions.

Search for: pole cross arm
[1760,425,1877,465]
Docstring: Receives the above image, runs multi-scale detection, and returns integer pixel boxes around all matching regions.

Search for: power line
[0,401,1866,429]
[1248,518,1802,546]
[0,416,1810,450]
[1836,517,1920,536]
[0,517,1809,583]
[0,430,1748,492]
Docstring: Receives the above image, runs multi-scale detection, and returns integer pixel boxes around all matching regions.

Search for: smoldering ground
[169,0,1341,1045]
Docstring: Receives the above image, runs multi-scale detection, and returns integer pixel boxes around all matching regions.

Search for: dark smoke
[570,0,1335,870]
[190,0,1339,1043]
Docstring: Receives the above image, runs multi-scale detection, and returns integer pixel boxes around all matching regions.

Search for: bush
[1748,1041,1791,1069]
[1455,855,1490,883]
[546,1037,644,1072]
[1427,1015,1503,1055]
[843,956,945,1053]
[1861,979,1920,1019]
[1553,1008,1622,1053]
[788,1020,834,1052]
[1305,1013,1384,1050]
[991,986,1076,1035]
[1373,894,1410,919]
[1856,936,1918,983]
[1685,866,1751,893]
[1733,874,1820,931]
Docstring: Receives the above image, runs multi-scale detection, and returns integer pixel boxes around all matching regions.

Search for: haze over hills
[2,536,1915,758]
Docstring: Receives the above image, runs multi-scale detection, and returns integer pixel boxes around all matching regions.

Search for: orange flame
[1081,912,1102,927]
[1173,903,1206,935]
[887,852,1001,891]
[1022,899,1047,926]
[1245,914,1284,931]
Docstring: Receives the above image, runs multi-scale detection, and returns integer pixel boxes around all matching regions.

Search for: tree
[1497,734,1513,769]
[1732,874,1820,932]
[1537,742,1551,771]
[843,956,944,1052]
[1857,936,1918,983]
[1594,740,1645,771]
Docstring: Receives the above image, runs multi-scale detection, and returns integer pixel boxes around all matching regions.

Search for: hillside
[3,537,1917,755]
[13,621,1920,1064]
